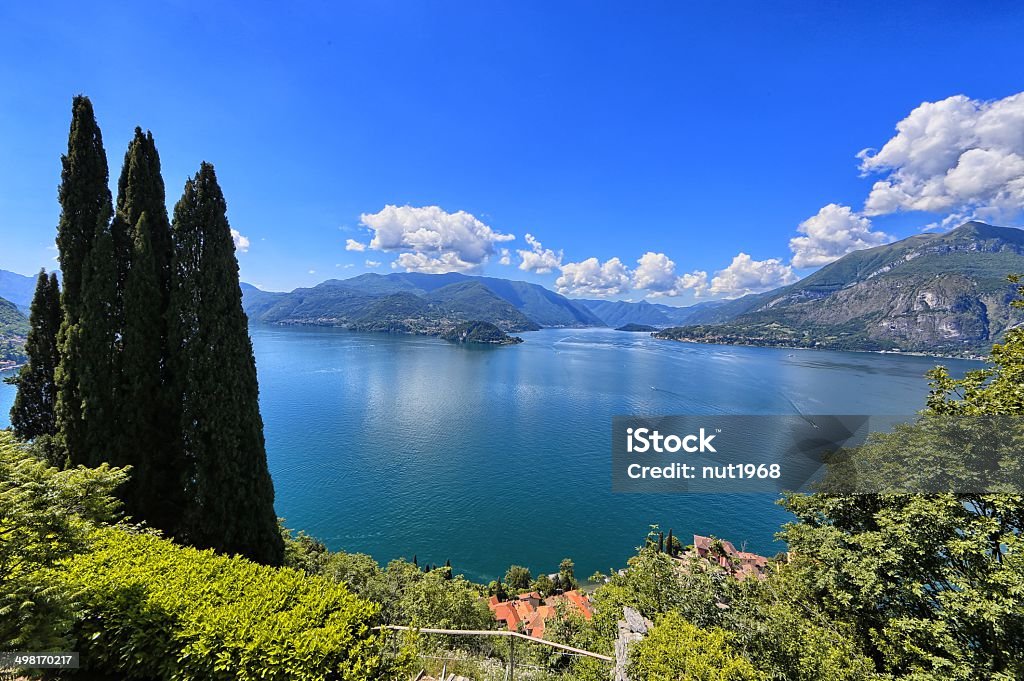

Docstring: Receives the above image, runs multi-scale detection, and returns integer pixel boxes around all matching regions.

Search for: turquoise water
[0,327,981,582]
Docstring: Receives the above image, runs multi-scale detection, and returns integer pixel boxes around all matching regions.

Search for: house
[690,534,769,581]
[487,589,593,638]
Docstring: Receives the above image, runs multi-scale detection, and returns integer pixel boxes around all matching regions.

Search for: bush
[54,527,410,680]
[628,612,758,681]
[0,431,127,649]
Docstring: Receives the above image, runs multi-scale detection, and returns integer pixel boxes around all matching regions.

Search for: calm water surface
[0,326,982,582]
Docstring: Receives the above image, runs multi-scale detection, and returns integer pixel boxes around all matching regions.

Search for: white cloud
[709,253,797,299]
[308,269,316,274]
[365,260,381,268]
[631,252,709,298]
[345,238,367,252]
[517,233,563,273]
[392,251,478,273]
[859,92,1024,221]
[498,248,511,266]
[359,205,514,273]
[679,270,709,296]
[789,203,892,268]
[555,257,631,296]
[231,229,250,252]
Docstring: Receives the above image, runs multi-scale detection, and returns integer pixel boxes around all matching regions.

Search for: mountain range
[242,222,1024,355]
[0,269,38,312]
[6,221,1022,358]
[657,222,1024,355]
[242,272,601,332]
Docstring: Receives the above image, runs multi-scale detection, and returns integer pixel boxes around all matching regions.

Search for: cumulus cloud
[359,205,514,273]
[859,93,1024,220]
[789,203,892,268]
[517,233,563,273]
[679,270,709,296]
[392,251,478,273]
[498,248,511,266]
[230,229,250,252]
[345,238,367,251]
[709,253,797,299]
[555,257,631,296]
[365,260,381,268]
[632,252,709,298]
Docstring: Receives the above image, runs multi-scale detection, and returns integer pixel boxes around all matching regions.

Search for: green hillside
[440,320,524,344]
[243,276,541,339]
[663,222,1024,355]
[0,295,29,367]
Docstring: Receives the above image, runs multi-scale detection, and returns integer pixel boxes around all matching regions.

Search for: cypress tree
[54,96,112,315]
[111,127,173,326]
[9,271,62,443]
[70,213,120,467]
[119,213,179,522]
[111,129,179,528]
[168,162,283,565]
[54,96,114,466]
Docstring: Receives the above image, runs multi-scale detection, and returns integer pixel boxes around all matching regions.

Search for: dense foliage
[774,277,1024,679]
[281,529,494,633]
[113,128,179,529]
[0,295,28,365]
[168,162,283,564]
[628,613,757,681]
[53,95,115,469]
[440,320,523,345]
[8,271,60,440]
[0,431,127,649]
[56,527,405,680]
[15,97,281,565]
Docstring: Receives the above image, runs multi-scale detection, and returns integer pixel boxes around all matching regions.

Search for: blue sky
[2,1,1024,301]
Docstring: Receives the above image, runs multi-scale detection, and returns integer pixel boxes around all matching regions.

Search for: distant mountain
[0,295,29,367]
[242,274,542,336]
[0,269,38,311]
[658,222,1024,355]
[242,272,600,334]
[578,298,723,328]
[333,272,604,327]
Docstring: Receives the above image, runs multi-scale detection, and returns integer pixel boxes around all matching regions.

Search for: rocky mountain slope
[659,222,1024,355]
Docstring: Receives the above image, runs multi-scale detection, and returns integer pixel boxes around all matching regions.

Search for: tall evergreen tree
[111,129,179,528]
[54,96,114,466]
[168,163,283,565]
[111,127,174,327]
[70,214,120,467]
[9,271,62,443]
[54,96,111,315]
[119,213,181,523]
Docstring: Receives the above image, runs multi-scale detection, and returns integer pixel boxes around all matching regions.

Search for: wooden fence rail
[372,624,615,662]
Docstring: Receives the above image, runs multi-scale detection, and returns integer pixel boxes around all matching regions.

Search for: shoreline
[651,334,988,362]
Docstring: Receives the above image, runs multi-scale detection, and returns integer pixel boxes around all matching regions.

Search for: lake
[0,326,982,583]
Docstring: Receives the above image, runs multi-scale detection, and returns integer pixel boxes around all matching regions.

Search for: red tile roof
[487,590,595,637]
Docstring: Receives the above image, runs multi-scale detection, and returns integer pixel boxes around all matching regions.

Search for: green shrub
[628,612,758,681]
[0,431,127,649]
[54,527,409,680]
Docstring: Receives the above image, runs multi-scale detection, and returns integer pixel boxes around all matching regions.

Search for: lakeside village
[486,534,770,638]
